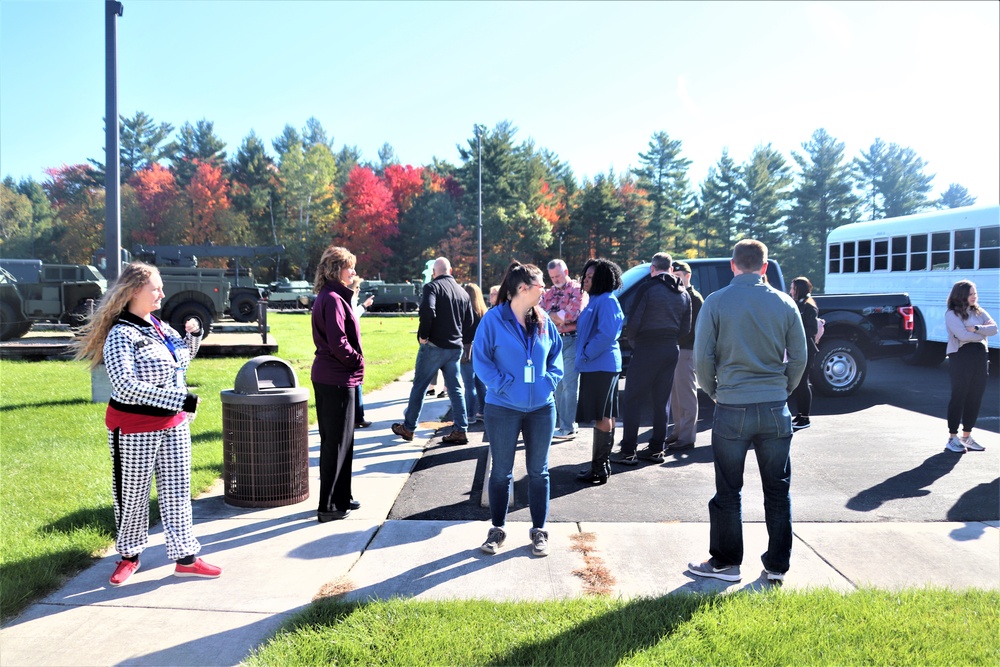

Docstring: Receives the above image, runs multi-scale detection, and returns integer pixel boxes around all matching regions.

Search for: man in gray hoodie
[689,239,806,584]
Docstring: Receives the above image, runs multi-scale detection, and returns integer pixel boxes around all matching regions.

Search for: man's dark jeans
[708,400,793,574]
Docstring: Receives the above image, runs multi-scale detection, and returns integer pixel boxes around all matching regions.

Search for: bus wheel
[812,339,867,397]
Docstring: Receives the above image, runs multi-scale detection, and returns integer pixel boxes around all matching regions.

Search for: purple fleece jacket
[311,280,364,387]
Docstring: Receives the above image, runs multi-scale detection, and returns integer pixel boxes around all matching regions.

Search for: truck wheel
[230,293,259,323]
[169,303,213,340]
[811,339,868,397]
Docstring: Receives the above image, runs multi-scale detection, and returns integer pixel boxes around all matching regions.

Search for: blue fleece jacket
[472,302,564,411]
[575,291,624,373]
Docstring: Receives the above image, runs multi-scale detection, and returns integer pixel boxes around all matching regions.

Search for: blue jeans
[403,343,467,432]
[460,360,484,419]
[553,335,579,433]
[708,401,793,574]
[485,402,555,529]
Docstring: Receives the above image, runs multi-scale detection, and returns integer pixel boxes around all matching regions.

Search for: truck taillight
[899,305,914,331]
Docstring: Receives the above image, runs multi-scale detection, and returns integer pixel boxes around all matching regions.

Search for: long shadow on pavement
[846,451,965,513]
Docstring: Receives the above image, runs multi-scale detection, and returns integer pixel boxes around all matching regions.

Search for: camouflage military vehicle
[0,260,106,340]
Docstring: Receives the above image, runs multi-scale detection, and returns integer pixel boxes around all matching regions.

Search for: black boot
[577,428,613,485]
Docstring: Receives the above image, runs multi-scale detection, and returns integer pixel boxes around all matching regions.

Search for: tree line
[0,113,978,290]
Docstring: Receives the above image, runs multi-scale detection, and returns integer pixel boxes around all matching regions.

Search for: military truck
[361,279,422,312]
[0,260,106,340]
[129,244,284,334]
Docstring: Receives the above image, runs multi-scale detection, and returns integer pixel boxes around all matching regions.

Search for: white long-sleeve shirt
[945,308,997,354]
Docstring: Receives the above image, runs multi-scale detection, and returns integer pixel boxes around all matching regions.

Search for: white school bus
[824,205,1000,364]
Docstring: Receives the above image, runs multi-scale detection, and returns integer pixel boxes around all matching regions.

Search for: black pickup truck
[615,258,916,396]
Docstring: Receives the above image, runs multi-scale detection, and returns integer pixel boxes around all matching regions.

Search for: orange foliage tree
[337,165,399,275]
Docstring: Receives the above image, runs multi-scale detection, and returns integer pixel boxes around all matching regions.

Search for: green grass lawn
[245,591,999,666]
[0,313,417,620]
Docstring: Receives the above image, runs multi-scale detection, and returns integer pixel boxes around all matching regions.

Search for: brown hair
[496,261,546,334]
[732,239,767,273]
[791,276,817,308]
[74,262,158,368]
[947,280,980,320]
[313,246,356,293]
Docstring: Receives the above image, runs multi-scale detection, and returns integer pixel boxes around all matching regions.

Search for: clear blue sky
[2,1,998,204]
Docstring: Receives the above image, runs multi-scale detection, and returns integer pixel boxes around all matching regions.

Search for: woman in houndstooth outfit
[76,262,221,586]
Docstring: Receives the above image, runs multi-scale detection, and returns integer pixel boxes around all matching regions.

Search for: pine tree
[699,150,741,255]
[632,131,692,255]
[855,139,934,219]
[170,119,227,188]
[738,144,793,251]
[786,128,860,289]
[936,183,977,209]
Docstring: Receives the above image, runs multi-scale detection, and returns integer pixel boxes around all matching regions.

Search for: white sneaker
[960,435,985,452]
[945,436,966,453]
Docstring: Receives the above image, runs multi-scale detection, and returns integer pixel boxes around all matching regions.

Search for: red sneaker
[109,559,140,586]
[174,558,222,579]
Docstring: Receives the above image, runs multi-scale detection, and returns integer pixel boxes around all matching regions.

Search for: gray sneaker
[530,528,549,557]
[961,435,985,452]
[945,436,966,453]
[688,559,742,582]
[480,526,506,554]
[764,569,785,582]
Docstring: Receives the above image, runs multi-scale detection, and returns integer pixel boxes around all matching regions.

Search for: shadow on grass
[484,595,711,667]
[0,397,92,412]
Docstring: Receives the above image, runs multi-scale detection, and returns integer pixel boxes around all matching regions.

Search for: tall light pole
[474,124,484,288]
[104,1,124,281]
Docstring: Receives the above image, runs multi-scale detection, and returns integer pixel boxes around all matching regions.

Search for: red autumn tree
[129,163,182,245]
[185,160,231,248]
[382,163,424,215]
[337,165,399,274]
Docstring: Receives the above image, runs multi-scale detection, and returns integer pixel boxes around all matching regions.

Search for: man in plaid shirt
[541,259,588,439]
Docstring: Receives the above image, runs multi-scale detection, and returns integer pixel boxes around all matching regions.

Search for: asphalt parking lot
[389,357,999,524]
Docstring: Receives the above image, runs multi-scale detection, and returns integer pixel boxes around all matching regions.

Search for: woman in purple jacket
[312,246,365,522]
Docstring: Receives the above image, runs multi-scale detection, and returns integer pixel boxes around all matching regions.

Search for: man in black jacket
[392,257,474,444]
[612,252,691,465]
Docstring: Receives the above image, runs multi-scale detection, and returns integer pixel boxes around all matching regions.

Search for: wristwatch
[974,325,980,331]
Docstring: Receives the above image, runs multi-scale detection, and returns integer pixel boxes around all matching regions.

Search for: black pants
[314,382,355,513]
[947,344,989,434]
[620,341,678,452]
[790,347,815,417]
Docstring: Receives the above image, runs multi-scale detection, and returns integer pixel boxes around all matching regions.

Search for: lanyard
[150,315,179,362]
[502,310,536,366]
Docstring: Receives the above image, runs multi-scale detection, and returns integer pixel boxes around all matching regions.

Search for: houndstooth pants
[109,424,201,562]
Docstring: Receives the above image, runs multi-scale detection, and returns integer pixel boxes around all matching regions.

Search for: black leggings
[947,344,988,434]
[790,348,815,417]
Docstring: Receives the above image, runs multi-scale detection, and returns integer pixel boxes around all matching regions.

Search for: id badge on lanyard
[524,362,535,384]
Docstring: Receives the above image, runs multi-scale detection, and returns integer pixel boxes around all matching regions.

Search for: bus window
[931,232,950,270]
[981,225,1000,269]
[874,239,888,271]
[910,234,928,271]
[828,244,841,273]
[954,228,976,270]
[858,240,872,272]
[891,236,907,271]
[843,241,856,273]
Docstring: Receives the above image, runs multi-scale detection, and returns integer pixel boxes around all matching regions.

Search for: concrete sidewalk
[1,375,998,667]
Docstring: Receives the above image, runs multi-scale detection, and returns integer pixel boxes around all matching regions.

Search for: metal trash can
[221,356,310,507]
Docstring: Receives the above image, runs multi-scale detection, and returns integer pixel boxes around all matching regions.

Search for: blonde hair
[464,283,487,318]
[313,246,357,293]
[74,262,158,369]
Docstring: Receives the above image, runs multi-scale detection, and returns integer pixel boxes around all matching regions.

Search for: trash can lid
[234,355,299,394]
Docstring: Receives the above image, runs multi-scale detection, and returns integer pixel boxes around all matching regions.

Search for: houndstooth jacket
[104,311,202,414]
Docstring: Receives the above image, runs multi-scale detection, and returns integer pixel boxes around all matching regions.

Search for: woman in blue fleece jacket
[574,258,624,485]
[472,262,564,557]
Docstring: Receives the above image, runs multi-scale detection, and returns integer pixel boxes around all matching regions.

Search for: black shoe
[437,389,448,398]
[317,509,351,522]
[636,445,665,462]
[349,498,361,510]
[426,388,436,396]
[611,452,639,466]
[792,416,811,431]
[576,468,609,485]
[665,440,695,451]
[355,420,372,428]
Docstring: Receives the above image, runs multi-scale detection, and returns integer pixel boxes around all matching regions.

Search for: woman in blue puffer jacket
[472,262,563,558]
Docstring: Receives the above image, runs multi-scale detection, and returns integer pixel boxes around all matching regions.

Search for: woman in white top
[944,280,997,453]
